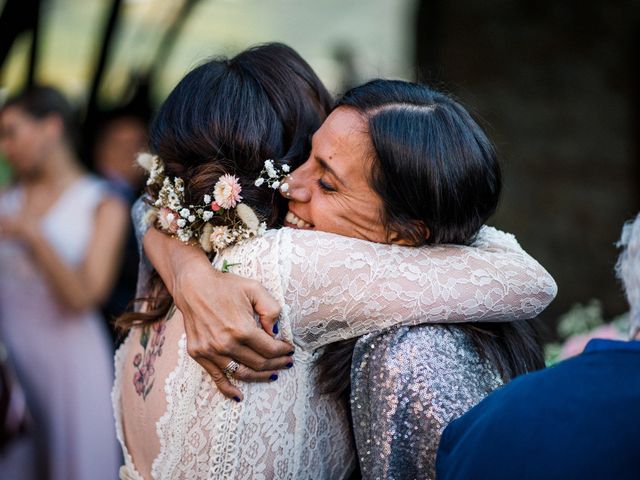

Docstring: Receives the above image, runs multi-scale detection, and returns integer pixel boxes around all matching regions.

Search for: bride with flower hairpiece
[113,44,556,479]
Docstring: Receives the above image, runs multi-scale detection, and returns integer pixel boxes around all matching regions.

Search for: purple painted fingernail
[233,396,241,402]
[269,374,278,381]
[286,363,293,369]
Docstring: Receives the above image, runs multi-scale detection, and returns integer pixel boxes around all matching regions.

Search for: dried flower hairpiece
[255,159,291,193]
[137,153,267,254]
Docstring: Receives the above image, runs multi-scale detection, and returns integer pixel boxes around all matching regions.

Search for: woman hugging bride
[113,43,556,479]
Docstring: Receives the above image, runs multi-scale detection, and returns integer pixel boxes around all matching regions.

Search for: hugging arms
[134,198,556,399]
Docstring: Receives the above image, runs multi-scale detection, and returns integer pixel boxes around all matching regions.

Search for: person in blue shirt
[436,214,640,480]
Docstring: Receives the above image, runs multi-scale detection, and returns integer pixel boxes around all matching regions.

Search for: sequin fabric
[351,325,504,480]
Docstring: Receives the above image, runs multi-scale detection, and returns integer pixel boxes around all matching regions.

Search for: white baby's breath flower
[272,181,280,189]
[282,164,290,173]
[203,194,211,204]
[266,165,277,178]
[188,215,196,223]
[180,208,190,218]
[202,211,214,221]
[177,219,187,228]
[177,229,191,242]
[280,183,289,193]
[254,177,265,187]
[199,223,214,253]
[236,203,260,232]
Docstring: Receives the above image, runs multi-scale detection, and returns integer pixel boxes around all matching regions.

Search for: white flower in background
[282,164,290,173]
[254,177,265,187]
[177,219,187,228]
[214,174,243,209]
[203,194,211,204]
[188,215,196,223]
[280,183,289,193]
[272,181,280,190]
[199,223,214,253]
[236,203,260,232]
[202,211,214,221]
[180,208,190,218]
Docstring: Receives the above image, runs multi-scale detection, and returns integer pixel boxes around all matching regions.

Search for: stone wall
[415,0,640,325]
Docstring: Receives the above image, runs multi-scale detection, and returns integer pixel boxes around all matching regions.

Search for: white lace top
[113,226,557,480]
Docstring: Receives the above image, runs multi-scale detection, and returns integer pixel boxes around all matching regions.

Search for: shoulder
[471,225,520,248]
[279,227,432,260]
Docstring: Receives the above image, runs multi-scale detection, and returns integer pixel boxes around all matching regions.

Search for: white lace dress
[112,226,557,480]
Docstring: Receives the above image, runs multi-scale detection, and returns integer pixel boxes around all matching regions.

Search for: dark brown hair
[317,80,544,398]
[3,85,80,152]
[116,43,332,331]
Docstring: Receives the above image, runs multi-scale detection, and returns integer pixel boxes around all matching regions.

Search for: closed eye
[317,178,336,192]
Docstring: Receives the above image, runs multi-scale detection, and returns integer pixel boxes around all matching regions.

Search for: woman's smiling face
[282,107,388,243]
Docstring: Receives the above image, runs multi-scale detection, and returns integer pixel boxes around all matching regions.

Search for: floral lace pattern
[114,226,557,479]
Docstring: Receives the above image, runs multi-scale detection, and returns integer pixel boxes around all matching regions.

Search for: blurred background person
[93,103,150,342]
[436,214,640,480]
[0,86,124,479]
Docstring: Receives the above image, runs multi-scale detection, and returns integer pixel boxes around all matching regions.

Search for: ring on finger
[223,360,240,377]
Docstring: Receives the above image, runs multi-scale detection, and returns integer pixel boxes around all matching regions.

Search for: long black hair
[117,43,333,330]
[317,80,544,397]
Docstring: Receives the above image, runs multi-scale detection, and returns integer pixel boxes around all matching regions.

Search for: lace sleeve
[278,226,557,350]
[131,195,154,298]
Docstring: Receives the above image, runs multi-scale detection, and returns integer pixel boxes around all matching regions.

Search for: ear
[387,220,430,246]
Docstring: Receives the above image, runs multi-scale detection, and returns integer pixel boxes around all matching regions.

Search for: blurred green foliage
[0,154,12,187]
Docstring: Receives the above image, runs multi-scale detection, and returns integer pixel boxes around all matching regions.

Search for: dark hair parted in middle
[117,42,333,331]
[337,79,501,246]
[317,80,542,399]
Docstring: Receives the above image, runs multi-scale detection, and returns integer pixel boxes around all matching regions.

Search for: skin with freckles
[284,107,389,243]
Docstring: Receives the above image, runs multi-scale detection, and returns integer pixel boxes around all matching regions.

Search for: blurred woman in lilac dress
[0,87,125,479]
